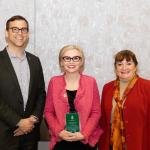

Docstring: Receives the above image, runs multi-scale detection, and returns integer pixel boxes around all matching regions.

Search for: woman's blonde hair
[59,45,85,72]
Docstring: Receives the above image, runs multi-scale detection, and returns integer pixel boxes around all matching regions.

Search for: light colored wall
[1,0,150,91]
[0,0,35,53]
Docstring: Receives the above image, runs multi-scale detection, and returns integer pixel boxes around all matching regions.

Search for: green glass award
[66,113,80,133]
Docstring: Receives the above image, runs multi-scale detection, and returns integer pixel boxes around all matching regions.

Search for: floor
[38,141,49,150]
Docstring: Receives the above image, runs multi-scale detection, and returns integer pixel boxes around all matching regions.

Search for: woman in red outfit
[44,45,102,150]
[98,50,150,150]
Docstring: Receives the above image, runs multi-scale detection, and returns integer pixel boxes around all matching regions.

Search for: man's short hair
[6,15,29,30]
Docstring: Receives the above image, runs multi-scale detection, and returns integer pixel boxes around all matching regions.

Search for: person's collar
[6,46,26,60]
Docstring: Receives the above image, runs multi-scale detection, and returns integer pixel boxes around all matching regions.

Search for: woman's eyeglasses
[62,56,81,62]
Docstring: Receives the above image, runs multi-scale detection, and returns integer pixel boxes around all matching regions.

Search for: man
[0,15,46,150]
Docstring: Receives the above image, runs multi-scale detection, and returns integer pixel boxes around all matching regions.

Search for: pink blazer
[44,74,102,149]
[98,77,150,150]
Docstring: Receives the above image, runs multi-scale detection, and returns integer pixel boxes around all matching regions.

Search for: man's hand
[14,128,24,136]
[14,117,35,136]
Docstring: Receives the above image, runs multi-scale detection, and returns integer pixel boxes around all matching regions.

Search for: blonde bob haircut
[59,45,85,72]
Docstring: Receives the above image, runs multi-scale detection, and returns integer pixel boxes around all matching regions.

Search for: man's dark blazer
[0,48,46,148]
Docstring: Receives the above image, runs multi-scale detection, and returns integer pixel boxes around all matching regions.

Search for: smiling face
[114,50,138,81]
[59,45,85,73]
[5,20,29,49]
[115,59,137,81]
[61,49,83,74]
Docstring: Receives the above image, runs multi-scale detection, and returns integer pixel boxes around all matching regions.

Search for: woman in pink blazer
[44,45,102,150]
[98,50,150,150]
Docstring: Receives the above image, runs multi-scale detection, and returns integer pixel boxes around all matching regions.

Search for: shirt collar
[6,46,26,61]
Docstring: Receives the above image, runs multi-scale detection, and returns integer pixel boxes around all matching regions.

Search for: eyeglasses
[9,27,28,34]
[62,56,82,62]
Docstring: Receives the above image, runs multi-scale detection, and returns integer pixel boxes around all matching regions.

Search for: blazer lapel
[106,83,115,124]
[2,49,23,100]
[26,53,34,99]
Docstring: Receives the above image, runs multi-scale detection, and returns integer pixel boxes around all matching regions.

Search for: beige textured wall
[1,0,150,92]
[1,0,150,91]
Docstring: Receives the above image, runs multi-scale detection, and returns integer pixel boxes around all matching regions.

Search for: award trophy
[66,113,80,133]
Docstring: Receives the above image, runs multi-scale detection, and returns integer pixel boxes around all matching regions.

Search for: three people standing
[1,15,150,150]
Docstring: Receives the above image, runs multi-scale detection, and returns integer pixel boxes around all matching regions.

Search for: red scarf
[110,75,138,150]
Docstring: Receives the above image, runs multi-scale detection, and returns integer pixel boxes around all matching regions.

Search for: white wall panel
[1,0,150,91]
[35,0,150,91]
[0,0,35,52]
